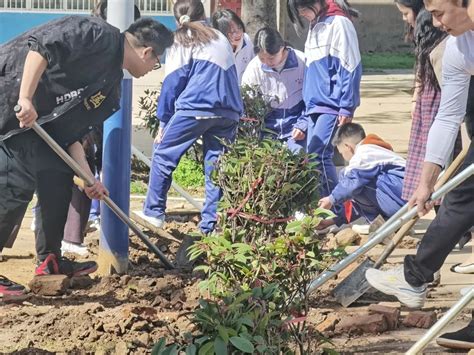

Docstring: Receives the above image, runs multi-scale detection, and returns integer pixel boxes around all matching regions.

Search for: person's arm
[15,51,48,128]
[68,141,108,200]
[332,17,362,120]
[409,38,470,216]
[329,167,372,204]
[156,45,190,126]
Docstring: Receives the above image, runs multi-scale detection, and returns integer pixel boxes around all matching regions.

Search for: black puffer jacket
[0,15,124,147]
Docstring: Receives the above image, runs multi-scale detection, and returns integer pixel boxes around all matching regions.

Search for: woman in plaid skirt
[400,5,448,200]
[396,1,469,253]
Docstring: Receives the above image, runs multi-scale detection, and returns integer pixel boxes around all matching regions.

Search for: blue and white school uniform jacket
[304,15,362,117]
[329,135,406,222]
[157,30,243,125]
[235,33,255,85]
[241,48,308,138]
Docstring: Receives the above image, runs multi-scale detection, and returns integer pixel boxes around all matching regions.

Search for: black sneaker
[35,253,98,277]
[437,323,474,350]
[0,275,26,297]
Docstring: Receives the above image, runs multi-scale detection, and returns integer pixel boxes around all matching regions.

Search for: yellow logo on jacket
[84,91,106,110]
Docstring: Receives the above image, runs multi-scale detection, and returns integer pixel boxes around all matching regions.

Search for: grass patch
[362,52,415,70]
[172,157,205,188]
[130,180,148,195]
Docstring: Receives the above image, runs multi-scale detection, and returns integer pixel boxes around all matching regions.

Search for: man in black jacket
[0,16,173,295]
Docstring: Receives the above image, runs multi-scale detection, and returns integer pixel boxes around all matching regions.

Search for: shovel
[308,149,473,297]
[332,147,468,307]
[14,105,174,269]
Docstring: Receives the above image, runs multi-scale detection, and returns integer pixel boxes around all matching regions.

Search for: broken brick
[316,313,340,333]
[403,311,437,329]
[28,275,69,296]
[368,304,400,330]
[335,313,388,334]
[335,228,360,246]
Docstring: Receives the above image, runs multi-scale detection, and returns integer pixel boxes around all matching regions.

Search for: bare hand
[84,180,109,200]
[318,196,333,210]
[408,183,434,217]
[154,126,164,144]
[15,98,38,128]
[338,115,352,126]
[291,128,306,141]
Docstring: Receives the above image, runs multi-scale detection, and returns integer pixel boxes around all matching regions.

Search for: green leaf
[217,325,229,343]
[198,341,214,355]
[185,344,197,355]
[285,220,302,234]
[313,207,336,218]
[214,336,228,355]
[194,265,210,273]
[161,345,179,355]
[240,316,254,328]
[229,336,254,353]
[151,339,167,355]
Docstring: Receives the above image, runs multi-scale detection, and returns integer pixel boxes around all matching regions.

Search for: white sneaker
[135,211,165,229]
[365,266,427,308]
[460,286,474,296]
[61,241,89,256]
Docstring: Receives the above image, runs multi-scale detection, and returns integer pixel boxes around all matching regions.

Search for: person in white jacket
[241,27,308,153]
[211,9,255,84]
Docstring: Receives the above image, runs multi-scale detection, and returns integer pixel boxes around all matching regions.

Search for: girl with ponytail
[287,0,362,220]
[140,0,243,234]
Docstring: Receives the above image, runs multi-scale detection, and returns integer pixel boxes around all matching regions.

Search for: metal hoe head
[332,257,375,307]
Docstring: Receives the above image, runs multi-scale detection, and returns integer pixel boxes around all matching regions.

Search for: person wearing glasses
[32,2,145,256]
[0,16,174,296]
[212,9,255,84]
[241,27,308,153]
[138,0,243,235]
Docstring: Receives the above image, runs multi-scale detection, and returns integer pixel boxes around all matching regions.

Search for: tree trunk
[241,0,277,39]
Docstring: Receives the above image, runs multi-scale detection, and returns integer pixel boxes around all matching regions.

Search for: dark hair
[287,0,359,27]
[173,0,218,47]
[211,9,246,38]
[92,1,141,21]
[126,18,174,56]
[414,9,447,92]
[394,0,424,41]
[332,123,366,146]
[253,27,286,55]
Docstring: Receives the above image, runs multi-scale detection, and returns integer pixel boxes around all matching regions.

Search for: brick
[335,314,388,334]
[28,275,69,296]
[368,304,400,330]
[403,311,437,329]
[316,314,340,333]
[335,228,359,246]
[70,275,94,289]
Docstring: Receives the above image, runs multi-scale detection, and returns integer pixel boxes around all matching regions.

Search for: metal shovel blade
[332,257,375,307]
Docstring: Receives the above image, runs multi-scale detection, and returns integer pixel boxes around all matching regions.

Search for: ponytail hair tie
[179,15,191,25]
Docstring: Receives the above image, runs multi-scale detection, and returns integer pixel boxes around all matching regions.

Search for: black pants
[0,131,73,261]
[404,141,474,287]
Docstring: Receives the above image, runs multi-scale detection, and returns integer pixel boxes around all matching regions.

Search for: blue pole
[98,0,134,275]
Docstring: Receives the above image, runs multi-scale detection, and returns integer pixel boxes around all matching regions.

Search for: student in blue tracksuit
[140,0,243,234]
[241,27,308,153]
[211,9,255,84]
[287,0,362,200]
[318,123,406,230]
